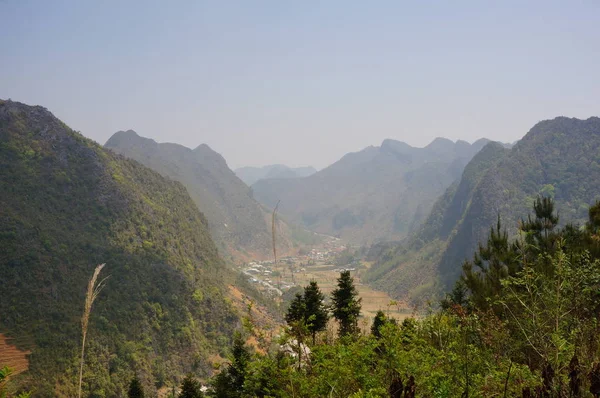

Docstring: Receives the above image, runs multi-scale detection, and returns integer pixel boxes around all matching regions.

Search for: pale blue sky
[1,1,599,169]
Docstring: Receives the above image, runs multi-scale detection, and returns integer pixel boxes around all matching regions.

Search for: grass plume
[78,264,109,398]
[272,200,280,265]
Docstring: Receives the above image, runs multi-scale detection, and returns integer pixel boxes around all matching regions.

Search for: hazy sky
[2,1,599,169]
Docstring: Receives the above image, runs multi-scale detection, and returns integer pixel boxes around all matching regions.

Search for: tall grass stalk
[78,264,109,398]
[272,200,280,264]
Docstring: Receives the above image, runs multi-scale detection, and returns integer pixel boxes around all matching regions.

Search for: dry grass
[78,264,109,398]
[0,333,30,376]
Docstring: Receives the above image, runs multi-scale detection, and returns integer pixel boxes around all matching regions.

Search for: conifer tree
[179,374,203,398]
[303,281,328,344]
[285,293,306,326]
[212,331,250,398]
[331,270,362,337]
[127,375,144,398]
[371,310,387,339]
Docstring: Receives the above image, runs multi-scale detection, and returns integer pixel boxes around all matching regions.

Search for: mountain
[0,100,246,395]
[251,138,490,244]
[235,164,317,186]
[105,131,293,261]
[366,116,600,302]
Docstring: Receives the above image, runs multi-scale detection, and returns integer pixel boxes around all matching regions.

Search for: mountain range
[365,116,600,302]
[235,164,317,186]
[251,137,492,244]
[105,131,296,261]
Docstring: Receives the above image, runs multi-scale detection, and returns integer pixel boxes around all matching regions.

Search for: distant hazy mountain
[0,100,243,394]
[105,130,293,260]
[366,116,600,302]
[235,164,317,186]
[251,137,490,244]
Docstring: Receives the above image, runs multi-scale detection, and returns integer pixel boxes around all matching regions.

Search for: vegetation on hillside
[198,198,600,397]
[367,117,600,303]
[104,130,295,260]
[0,100,242,396]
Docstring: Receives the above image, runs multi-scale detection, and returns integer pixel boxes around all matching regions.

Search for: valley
[1,5,599,392]
[238,236,413,322]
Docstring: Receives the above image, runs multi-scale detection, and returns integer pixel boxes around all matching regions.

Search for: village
[238,236,412,321]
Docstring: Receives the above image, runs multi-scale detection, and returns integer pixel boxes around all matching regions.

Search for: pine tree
[212,332,250,398]
[371,310,387,339]
[128,375,145,398]
[521,196,559,251]
[303,281,328,344]
[461,214,519,311]
[285,293,306,325]
[331,270,362,337]
[179,374,203,398]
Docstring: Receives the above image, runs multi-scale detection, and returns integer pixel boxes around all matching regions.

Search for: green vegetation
[285,281,328,345]
[196,198,600,397]
[211,332,250,398]
[368,117,600,303]
[331,271,362,337]
[104,130,296,259]
[179,374,204,398]
[127,376,144,398]
[0,100,242,396]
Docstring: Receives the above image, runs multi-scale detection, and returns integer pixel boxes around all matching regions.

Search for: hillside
[235,164,317,186]
[251,138,490,244]
[366,116,600,302]
[0,100,244,395]
[105,131,294,261]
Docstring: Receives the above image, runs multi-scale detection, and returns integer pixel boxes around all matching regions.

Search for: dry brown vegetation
[0,333,30,375]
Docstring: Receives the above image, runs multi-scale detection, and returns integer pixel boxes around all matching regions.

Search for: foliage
[127,376,144,398]
[203,198,600,397]
[285,281,329,346]
[368,117,600,303]
[331,271,362,337]
[0,100,242,395]
[210,332,250,398]
[105,130,295,258]
[178,374,203,398]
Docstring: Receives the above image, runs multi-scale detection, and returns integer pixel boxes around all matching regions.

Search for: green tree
[371,310,387,339]
[212,332,250,398]
[179,374,203,398]
[303,281,329,345]
[128,375,144,398]
[331,270,362,337]
[285,293,306,326]
[521,196,560,252]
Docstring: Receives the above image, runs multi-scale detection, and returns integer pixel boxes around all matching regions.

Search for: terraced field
[0,333,30,375]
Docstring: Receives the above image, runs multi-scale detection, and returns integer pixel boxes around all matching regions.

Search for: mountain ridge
[365,116,600,302]
[105,130,294,260]
[235,164,317,186]
[251,137,492,244]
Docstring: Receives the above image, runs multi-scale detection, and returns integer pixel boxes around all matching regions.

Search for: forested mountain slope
[235,164,317,186]
[252,138,490,244]
[0,100,243,396]
[366,116,600,302]
[105,131,293,260]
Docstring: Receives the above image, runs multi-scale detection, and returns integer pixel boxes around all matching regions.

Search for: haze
[2,1,599,169]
